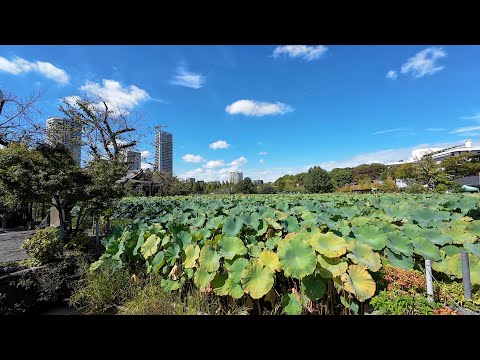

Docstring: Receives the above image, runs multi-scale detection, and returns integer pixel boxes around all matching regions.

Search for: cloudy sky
[1,45,480,181]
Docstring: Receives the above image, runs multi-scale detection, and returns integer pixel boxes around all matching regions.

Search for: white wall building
[46,117,82,165]
[387,140,480,166]
[230,171,243,184]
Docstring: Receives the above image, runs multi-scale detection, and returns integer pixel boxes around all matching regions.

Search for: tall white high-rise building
[155,130,173,174]
[126,150,141,171]
[230,171,243,184]
[46,117,82,165]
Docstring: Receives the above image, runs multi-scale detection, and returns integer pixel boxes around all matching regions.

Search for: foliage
[69,260,138,314]
[93,193,480,314]
[257,183,276,194]
[235,177,256,194]
[304,166,334,193]
[21,228,63,265]
[66,232,94,252]
[379,177,397,193]
[436,281,480,312]
[370,289,440,315]
[381,264,426,294]
[441,153,480,180]
[404,183,427,193]
[351,163,387,182]
[330,168,353,188]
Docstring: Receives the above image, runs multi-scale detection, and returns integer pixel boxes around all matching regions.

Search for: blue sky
[1,45,480,182]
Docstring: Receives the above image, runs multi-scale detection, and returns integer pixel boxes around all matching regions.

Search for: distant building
[186,178,195,184]
[46,117,82,165]
[154,130,173,174]
[253,180,263,185]
[388,140,480,166]
[196,180,205,186]
[126,150,141,171]
[230,171,243,184]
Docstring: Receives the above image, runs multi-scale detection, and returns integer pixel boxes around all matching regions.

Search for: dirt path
[0,230,35,262]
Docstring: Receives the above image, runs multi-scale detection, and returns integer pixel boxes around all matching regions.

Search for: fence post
[95,217,99,245]
[425,259,434,302]
[461,252,472,300]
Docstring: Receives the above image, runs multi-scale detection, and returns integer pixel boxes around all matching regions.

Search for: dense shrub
[21,228,63,265]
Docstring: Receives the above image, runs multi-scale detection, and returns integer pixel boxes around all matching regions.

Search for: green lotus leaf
[433,254,463,278]
[165,243,181,266]
[441,245,465,257]
[160,279,182,292]
[242,212,260,229]
[284,216,300,233]
[151,250,165,274]
[412,237,441,261]
[161,235,170,246]
[218,236,247,260]
[275,210,288,221]
[443,226,478,244]
[410,207,450,227]
[349,216,371,228]
[300,211,317,226]
[247,244,262,258]
[241,260,275,299]
[463,242,480,257]
[265,236,282,250]
[184,268,194,279]
[222,217,244,237]
[258,250,281,272]
[256,219,269,236]
[189,214,206,228]
[206,216,224,230]
[195,227,211,242]
[176,231,192,247]
[401,223,423,240]
[309,231,347,258]
[199,245,220,272]
[346,242,381,272]
[214,277,244,299]
[225,257,249,282]
[277,237,317,279]
[466,220,480,237]
[341,265,376,302]
[383,248,414,270]
[469,255,480,285]
[193,268,216,289]
[317,255,348,278]
[133,231,145,256]
[352,224,387,250]
[385,232,414,256]
[184,244,200,268]
[265,217,283,230]
[282,293,303,315]
[141,234,160,259]
[211,272,227,290]
[421,228,453,246]
[301,273,326,301]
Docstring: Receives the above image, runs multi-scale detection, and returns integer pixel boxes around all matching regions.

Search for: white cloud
[386,70,398,80]
[272,45,328,61]
[0,56,69,84]
[170,66,205,89]
[226,100,294,117]
[259,159,265,164]
[182,154,205,163]
[426,128,446,131]
[461,114,480,120]
[372,128,403,135]
[79,79,149,111]
[209,140,230,149]
[181,168,205,178]
[141,151,151,159]
[450,126,480,134]
[230,156,247,167]
[63,95,81,106]
[141,162,153,170]
[204,160,226,169]
[400,47,447,78]
[259,151,268,155]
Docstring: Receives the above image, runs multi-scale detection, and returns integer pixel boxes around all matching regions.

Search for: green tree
[304,166,334,193]
[257,183,276,194]
[441,153,480,179]
[235,177,256,194]
[352,163,387,182]
[330,167,353,188]
[393,163,418,186]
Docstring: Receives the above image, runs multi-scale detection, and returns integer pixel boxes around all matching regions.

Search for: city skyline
[2,45,480,182]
